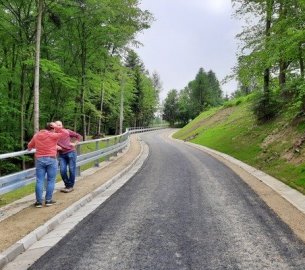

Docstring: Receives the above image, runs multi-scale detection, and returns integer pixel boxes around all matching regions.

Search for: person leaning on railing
[55,120,82,194]
[28,122,68,208]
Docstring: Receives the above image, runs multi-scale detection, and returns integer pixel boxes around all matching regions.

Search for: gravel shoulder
[179,139,305,244]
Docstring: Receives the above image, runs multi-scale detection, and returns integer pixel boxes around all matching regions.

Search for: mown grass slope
[173,95,305,195]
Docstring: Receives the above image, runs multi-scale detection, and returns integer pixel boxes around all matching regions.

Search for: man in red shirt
[28,122,68,208]
[55,121,82,193]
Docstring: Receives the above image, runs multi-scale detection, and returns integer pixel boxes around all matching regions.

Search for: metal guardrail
[0,126,167,195]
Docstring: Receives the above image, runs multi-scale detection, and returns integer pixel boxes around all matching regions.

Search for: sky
[135,0,243,100]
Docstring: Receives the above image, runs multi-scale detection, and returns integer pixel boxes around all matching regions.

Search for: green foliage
[124,49,158,127]
[189,68,223,114]
[252,91,281,122]
[163,67,223,124]
[163,89,179,126]
[232,0,305,122]
[285,78,305,117]
[0,0,159,151]
[222,95,251,108]
[40,59,78,89]
[174,96,305,195]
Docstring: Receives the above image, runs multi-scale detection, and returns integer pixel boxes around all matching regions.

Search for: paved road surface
[29,130,305,270]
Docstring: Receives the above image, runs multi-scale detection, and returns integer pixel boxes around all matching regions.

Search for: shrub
[252,91,281,122]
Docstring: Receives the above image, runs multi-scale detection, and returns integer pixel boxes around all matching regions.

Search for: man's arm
[27,135,36,150]
[68,130,82,142]
[51,124,69,139]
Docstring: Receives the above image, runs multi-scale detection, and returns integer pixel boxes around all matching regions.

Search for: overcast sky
[135,0,243,100]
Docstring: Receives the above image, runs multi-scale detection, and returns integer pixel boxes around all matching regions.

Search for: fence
[0,126,167,195]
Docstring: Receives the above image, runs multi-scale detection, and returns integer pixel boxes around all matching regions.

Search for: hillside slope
[173,97,305,194]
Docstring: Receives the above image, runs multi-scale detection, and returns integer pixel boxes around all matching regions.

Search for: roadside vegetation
[166,1,305,195]
[0,1,161,175]
[3,1,305,202]
[173,94,305,195]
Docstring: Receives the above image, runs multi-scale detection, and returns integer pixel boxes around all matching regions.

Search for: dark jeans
[58,151,77,188]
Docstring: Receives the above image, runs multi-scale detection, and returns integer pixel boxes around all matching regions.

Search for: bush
[252,91,281,122]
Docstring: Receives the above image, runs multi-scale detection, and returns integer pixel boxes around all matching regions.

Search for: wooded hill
[173,94,305,195]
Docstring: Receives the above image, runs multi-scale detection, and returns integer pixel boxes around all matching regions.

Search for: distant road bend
[30,130,305,270]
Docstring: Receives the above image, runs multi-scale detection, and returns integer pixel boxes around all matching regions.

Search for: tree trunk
[33,0,43,132]
[119,78,125,134]
[87,115,90,136]
[20,64,26,168]
[279,60,287,90]
[80,21,87,140]
[263,0,273,94]
[299,43,304,78]
[278,2,287,92]
[98,82,105,134]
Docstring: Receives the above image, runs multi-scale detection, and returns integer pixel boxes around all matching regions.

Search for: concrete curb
[0,137,149,269]
[173,137,305,216]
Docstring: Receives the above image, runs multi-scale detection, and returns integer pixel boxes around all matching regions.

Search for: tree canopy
[0,0,160,154]
[163,67,223,126]
[232,0,305,121]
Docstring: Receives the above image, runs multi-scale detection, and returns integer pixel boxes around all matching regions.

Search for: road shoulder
[0,134,144,256]
[171,134,305,243]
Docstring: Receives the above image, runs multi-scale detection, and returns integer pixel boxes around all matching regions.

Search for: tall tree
[163,89,179,126]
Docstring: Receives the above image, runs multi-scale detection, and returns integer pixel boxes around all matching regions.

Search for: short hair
[45,122,54,131]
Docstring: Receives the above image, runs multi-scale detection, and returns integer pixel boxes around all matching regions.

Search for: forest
[0,0,161,154]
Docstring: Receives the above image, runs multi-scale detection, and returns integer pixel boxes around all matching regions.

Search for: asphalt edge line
[171,136,305,216]
[0,136,149,270]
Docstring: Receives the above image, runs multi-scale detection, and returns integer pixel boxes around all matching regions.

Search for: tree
[188,67,223,115]
[163,89,179,126]
[151,71,162,103]
[125,49,158,127]
[177,87,193,125]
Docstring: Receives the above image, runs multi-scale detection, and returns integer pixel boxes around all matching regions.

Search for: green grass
[174,97,305,195]
[0,183,35,207]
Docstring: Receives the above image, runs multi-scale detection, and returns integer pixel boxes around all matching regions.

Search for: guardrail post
[95,141,99,167]
[76,144,81,176]
[114,137,118,156]
[105,139,110,161]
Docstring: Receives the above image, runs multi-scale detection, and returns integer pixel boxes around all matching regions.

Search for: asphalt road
[29,130,305,270]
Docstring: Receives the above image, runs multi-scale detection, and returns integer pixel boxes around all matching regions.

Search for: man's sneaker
[60,187,68,193]
[61,187,74,193]
[45,200,56,207]
[34,202,42,208]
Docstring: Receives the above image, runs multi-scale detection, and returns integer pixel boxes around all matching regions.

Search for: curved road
[29,130,305,270]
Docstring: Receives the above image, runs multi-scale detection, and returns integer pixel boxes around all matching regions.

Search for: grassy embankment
[173,94,305,195]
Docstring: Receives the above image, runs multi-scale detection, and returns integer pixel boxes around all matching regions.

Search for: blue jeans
[58,151,77,188]
[35,157,58,203]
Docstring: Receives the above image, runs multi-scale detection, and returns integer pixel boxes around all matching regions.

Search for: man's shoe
[61,187,74,193]
[60,187,68,193]
[34,202,42,208]
[45,200,56,206]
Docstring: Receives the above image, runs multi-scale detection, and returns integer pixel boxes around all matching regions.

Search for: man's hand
[57,145,63,150]
[50,122,57,129]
